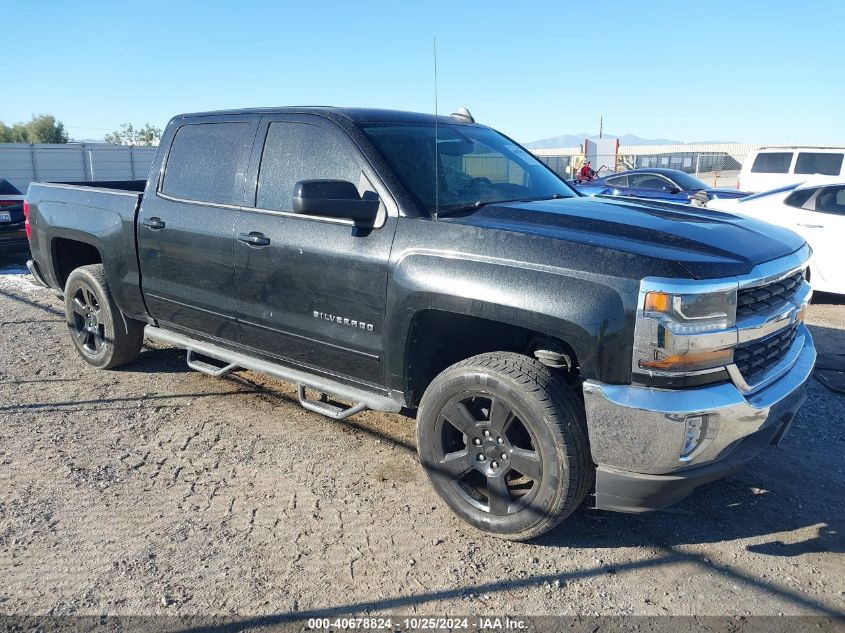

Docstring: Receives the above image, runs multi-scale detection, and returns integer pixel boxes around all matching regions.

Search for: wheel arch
[385,253,633,403]
[402,309,585,406]
[51,236,103,290]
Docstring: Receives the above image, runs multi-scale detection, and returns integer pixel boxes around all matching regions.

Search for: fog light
[681,414,708,460]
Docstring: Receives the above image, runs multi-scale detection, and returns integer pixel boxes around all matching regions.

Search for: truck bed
[54,180,148,192]
[25,179,149,319]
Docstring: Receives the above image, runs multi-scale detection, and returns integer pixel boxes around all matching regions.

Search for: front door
[138,116,258,341]
[795,184,845,289]
[234,115,397,387]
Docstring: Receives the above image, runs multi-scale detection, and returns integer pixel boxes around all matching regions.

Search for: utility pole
[599,116,603,139]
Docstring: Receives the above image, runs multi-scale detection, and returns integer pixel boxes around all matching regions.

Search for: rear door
[233,114,398,387]
[138,115,258,341]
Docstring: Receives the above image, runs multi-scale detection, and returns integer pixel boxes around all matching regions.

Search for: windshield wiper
[521,193,568,202]
[437,194,570,217]
[436,200,496,216]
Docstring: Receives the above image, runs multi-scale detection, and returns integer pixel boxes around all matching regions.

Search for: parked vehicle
[708,180,845,294]
[738,147,845,193]
[25,107,815,540]
[0,179,27,255]
[574,168,749,204]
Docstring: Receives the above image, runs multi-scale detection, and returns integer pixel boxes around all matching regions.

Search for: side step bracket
[186,350,239,377]
[297,385,368,420]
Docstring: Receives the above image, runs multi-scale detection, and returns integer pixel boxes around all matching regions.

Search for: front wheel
[64,264,145,369]
[416,352,592,540]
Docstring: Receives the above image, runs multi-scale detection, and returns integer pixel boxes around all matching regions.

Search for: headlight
[633,282,737,384]
[643,289,736,333]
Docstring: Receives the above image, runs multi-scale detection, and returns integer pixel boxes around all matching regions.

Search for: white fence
[0,143,159,193]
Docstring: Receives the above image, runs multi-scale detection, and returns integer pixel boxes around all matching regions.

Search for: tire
[416,352,592,541]
[64,264,145,369]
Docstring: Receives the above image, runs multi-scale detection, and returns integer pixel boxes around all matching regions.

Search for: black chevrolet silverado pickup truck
[25,107,816,540]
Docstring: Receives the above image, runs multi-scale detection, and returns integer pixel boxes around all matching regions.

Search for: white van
[738,147,845,192]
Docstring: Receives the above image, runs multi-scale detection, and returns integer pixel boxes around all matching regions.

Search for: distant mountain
[524,132,684,149]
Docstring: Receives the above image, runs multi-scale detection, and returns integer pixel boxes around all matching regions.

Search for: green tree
[27,114,69,143]
[0,115,68,143]
[11,123,29,142]
[104,122,162,146]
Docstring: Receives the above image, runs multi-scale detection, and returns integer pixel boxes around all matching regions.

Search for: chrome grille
[734,324,798,382]
[736,270,804,318]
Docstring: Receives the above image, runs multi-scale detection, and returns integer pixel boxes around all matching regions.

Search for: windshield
[667,171,710,191]
[361,123,576,215]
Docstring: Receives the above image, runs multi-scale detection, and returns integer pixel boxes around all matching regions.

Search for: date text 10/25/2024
[307,617,528,630]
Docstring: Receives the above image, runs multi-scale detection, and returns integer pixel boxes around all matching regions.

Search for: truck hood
[445,197,806,279]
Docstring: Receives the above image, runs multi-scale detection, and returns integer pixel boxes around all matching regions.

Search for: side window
[750,152,792,174]
[604,175,628,187]
[630,174,672,189]
[161,122,252,205]
[784,188,817,209]
[794,152,844,176]
[814,185,845,215]
[256,122,362,212]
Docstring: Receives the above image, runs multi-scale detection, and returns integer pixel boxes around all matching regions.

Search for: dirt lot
[0,252,843,619]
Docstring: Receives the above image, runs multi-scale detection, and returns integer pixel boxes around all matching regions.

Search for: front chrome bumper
[582,324,816,511]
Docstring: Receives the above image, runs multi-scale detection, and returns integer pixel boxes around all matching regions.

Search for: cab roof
[172,106,473,126]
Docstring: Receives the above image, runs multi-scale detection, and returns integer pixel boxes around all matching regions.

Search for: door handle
[141,217,166,230]
[238,232,271,247]
[797,223,824,229]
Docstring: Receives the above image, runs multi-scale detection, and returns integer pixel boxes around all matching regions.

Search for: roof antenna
[433,35,439,222]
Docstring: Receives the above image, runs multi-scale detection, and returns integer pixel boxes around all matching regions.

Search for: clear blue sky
[5,0,844,144]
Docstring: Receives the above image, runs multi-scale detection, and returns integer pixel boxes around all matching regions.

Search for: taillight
[736,180,740,190]
[23,200,31,240]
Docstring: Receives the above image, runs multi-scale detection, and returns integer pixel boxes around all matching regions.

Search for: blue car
[575,168,750,204]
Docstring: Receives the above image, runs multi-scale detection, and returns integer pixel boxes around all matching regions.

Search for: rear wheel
[64,264,144,369]
[416,352,592,540]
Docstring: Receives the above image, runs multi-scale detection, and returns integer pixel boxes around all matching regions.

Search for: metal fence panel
[87,147,134,180]
[0,143,158,192]
[0,145,36,191]
[32,145,86,184]
[131,150,156,179]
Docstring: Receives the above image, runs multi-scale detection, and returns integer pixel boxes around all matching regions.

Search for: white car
[738,147,845,193]
[708,180,845,294]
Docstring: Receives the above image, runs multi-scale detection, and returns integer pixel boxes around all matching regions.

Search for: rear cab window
[161,122,254,205]
[795,152,844,176]
[750,152,793,174]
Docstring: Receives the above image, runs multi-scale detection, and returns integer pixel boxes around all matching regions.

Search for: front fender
[385,250,635,390]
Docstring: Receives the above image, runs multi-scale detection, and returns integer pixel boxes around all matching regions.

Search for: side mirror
[292,180,379,223]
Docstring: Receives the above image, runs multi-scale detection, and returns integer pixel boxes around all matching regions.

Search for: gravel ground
[0,252,843,619]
